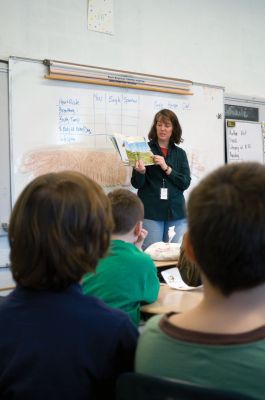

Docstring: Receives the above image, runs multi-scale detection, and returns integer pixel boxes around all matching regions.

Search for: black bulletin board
[225,104,259,122]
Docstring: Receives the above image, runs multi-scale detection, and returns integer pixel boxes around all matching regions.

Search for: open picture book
[110,133,154,166]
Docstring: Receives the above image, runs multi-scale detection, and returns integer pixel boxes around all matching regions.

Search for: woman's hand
[153,155,167,171]
[134,160,146,174]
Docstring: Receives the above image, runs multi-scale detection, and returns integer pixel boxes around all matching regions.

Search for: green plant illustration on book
[110,134,154,166]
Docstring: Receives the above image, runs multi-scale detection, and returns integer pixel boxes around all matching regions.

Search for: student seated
[82,188,160,326]
[135,162,265,399]
[0,172,138,400]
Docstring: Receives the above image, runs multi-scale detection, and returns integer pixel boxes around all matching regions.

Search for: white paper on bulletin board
[226,120,264,164]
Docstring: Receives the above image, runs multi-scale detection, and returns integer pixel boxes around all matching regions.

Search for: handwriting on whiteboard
[56,94,191,145]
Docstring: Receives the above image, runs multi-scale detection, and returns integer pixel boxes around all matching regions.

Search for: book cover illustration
[110,134,154,166]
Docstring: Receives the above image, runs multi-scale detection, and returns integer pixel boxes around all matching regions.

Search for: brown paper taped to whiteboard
[19,146,131,187]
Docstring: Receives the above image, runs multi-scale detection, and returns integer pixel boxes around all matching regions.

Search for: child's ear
[183,232,197,264]
[134,221,142,236]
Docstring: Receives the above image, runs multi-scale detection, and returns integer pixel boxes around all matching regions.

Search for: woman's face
[156,118,173,145]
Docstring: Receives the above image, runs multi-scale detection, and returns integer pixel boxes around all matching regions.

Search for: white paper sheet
[161,267,202,291]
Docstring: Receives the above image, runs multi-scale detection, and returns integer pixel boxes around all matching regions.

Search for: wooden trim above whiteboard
[44,59,193,95]
[45,73,193,95]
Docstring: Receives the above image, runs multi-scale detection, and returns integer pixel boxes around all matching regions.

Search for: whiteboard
[0,61,11,230]
[9,57,225,203]
[226,120,264,164]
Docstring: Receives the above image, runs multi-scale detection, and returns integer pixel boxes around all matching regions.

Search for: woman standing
[131,109,191,249]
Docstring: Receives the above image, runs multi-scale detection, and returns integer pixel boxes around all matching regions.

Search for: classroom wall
[0,0,264,98]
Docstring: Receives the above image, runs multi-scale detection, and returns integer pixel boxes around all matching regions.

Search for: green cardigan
[131,140,191,220]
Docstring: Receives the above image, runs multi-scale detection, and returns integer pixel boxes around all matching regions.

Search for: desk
[141,284,203,315]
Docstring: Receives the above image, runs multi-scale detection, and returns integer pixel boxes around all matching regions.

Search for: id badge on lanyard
[160,179,168,200]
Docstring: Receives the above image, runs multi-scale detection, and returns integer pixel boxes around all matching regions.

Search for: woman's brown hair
[9,171,113,290]
[148,109,183,145]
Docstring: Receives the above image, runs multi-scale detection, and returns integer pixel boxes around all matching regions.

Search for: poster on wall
[88,0,114,35]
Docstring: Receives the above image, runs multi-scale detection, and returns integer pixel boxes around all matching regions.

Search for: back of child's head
[9,171,113,290]
[108,189,144,234]
[187,162,265,295]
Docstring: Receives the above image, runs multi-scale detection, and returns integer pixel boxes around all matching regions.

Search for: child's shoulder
[113,240,155,266]
[136,247,156,267]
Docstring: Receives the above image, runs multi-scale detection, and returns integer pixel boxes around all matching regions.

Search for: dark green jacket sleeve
[131,169,146,189]
[167,148,191,191]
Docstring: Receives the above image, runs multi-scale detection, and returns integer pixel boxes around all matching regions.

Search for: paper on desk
[161,267,200,291]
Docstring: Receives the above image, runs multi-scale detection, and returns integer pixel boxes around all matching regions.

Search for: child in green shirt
[82,189,160,326]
